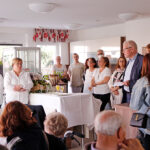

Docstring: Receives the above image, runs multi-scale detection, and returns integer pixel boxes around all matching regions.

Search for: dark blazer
[124,53,143,92]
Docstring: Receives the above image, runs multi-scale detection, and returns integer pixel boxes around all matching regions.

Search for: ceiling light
[118,13,138,21]
[29,3,56,13]
[64,24,81,30]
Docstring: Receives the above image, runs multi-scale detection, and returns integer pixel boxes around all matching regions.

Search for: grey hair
[97,49,104,54]
[44,112,68,137]
[124,40,137,50]
[94,110,123,136]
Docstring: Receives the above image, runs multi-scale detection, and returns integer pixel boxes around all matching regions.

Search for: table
[29,93,95,128]
[114,103,138,138]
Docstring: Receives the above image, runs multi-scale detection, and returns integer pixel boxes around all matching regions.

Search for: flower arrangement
[30,73,51,93]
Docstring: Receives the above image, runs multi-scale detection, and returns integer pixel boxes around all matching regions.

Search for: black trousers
[93,93,110,111]
[137,130,150,150]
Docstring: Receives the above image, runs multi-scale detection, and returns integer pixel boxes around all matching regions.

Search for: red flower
[48,36,51,41]
[44,32,48,38]
[64,34,68,39]
[33,35,36,41]
[52,33,56,38]
[36,33,38,38]
[60,33,64,38]
[57,35,59,41]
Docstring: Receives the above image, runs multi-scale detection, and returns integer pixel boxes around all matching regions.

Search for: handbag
[130,91,150,128]
[130,112,149,128]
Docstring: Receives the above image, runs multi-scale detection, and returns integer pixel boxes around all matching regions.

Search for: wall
[70,17,150,54]
[0,27,34,46]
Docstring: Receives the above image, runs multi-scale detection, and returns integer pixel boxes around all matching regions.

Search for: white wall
[0,27,34,46]
[1,17,150,63]
[70,17,150,54]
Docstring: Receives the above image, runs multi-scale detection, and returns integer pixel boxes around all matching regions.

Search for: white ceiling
[0,0,150,30]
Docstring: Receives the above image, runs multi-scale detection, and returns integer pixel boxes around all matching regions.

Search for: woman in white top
[4,58,33,104]
[90,57,111,111]
[52,56,67,77]
[83,58,97,93]
[108,57,126,108]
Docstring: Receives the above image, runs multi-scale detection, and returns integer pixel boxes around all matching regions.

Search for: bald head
[94,110,123,136]
[123,40,138,58]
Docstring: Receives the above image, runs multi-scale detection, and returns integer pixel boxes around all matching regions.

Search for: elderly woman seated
[44,112,68,150]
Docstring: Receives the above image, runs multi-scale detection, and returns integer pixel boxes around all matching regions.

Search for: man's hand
[123,80,130,86]
[119,138,144,150]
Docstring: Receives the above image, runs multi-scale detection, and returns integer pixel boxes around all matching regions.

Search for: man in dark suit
[122,40,143,103]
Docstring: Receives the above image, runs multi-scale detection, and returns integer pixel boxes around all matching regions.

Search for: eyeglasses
[123,47,132,51]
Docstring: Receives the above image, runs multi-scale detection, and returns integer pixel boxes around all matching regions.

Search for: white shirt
[123,54,137,92]
[4,70,33,104]
[93,67,111,94]
[83,69,95,93]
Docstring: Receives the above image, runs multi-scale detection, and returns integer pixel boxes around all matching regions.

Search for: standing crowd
[0,40,149,150]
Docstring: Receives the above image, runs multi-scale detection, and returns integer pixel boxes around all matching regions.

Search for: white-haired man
[85,110,144,150]
[97,49,104,60]
[122,40,143,103]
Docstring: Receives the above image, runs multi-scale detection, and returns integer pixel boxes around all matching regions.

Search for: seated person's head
[94,110,125,149]
[44,112,68,137]
[0,101,36,137]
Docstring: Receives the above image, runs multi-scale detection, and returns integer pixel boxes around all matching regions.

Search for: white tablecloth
[29,93,95,128]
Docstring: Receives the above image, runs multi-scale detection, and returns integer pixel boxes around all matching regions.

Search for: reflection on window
[37,45,56,75]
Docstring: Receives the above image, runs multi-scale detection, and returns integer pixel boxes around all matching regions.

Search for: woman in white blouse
[52,56,67,77]
[90,57,111,111]
[4,58,33,104]
[83,58,97,93]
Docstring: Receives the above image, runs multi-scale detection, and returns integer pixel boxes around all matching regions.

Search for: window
[0,44,22,75]
[70,46,88,64]
[37,45,57,75]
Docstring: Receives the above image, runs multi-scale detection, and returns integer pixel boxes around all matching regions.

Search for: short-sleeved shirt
[68,62,84,86]
[83,69,95,93]
[52,64,67,75]
[93,67,111,94]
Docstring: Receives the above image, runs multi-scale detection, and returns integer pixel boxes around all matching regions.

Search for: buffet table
[29,93,95,128]
[114,103,138,138]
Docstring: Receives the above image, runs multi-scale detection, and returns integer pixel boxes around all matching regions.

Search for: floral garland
[33,28,69,42]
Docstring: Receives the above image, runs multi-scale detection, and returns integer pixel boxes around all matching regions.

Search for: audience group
[0,40,149,150]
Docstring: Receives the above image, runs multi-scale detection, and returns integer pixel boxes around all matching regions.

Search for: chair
[26,105,46,130]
